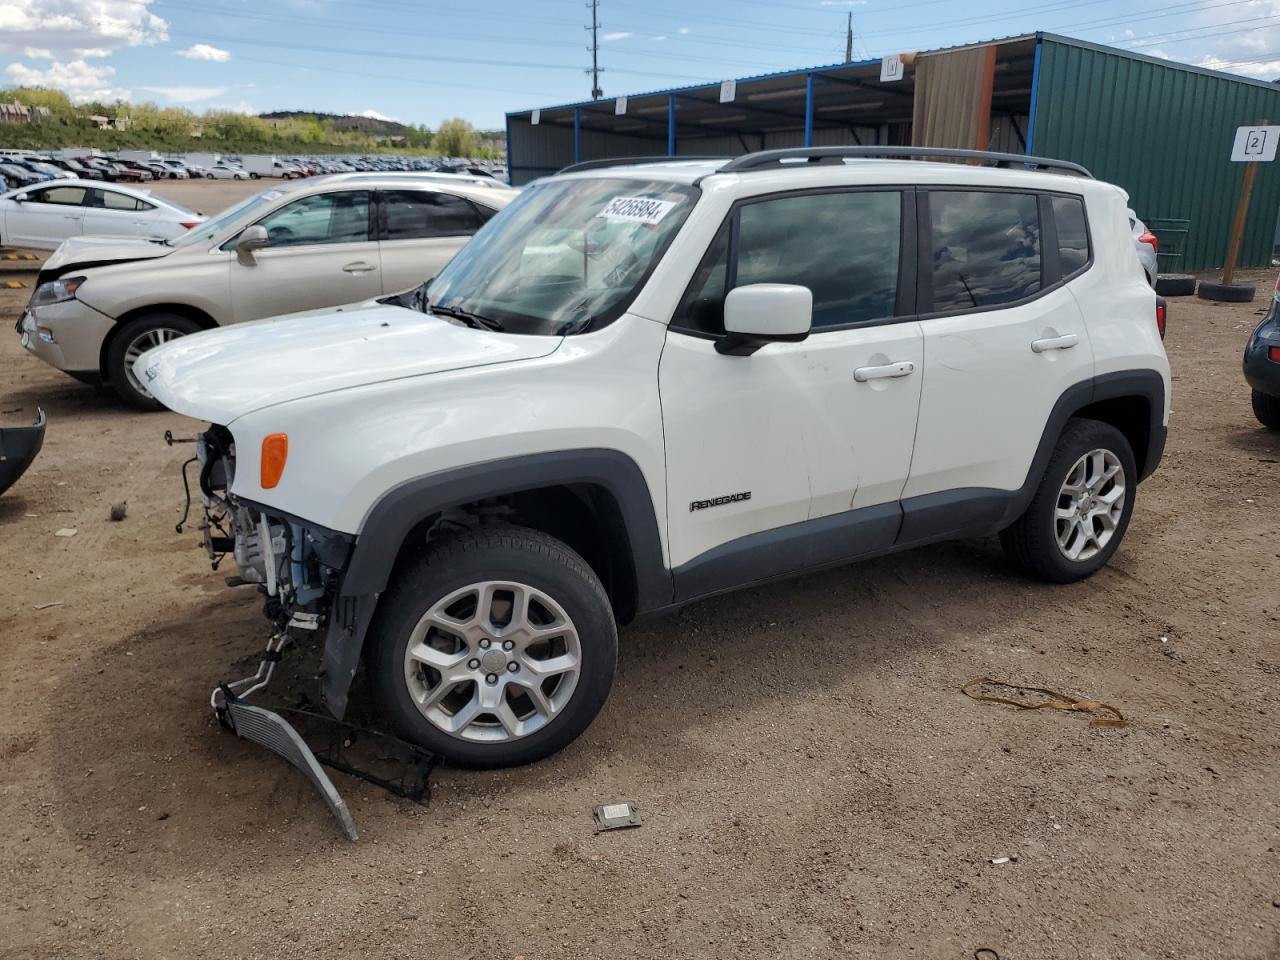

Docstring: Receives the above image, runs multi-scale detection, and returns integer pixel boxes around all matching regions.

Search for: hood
[43,235,173,275]
[137,301,562,424]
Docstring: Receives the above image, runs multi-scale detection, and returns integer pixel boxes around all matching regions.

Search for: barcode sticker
[596,196,677,225]
[601,803,632,820]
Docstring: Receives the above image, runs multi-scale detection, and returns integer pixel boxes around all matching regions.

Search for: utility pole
[845,12,853,63]
[586,0,603,100]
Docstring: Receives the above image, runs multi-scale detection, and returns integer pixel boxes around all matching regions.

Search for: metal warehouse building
[507,32,1280,270]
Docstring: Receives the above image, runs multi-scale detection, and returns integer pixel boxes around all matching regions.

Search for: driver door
[228,190,382,323]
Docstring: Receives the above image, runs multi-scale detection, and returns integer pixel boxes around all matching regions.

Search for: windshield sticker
[595,196,677,225]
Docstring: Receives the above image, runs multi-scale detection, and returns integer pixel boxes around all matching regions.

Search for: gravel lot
[1,180,1278,960]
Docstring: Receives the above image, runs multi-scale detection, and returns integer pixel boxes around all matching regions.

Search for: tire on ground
[1000,417,1137,583]
[105,313,203,411]
[1154,274,1196,297]
[1197,280,1255,303]
[1252,389,1280,429]
[365,525,618,769]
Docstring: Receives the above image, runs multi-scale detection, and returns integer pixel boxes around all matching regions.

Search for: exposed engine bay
[190,424,352,636]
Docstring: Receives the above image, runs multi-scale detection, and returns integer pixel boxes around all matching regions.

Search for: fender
[321,448,672,716]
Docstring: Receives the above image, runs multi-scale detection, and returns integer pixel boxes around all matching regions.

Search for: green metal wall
[1032,37,1280,271]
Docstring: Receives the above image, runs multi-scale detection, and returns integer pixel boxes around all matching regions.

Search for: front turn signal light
[260,433,288,489]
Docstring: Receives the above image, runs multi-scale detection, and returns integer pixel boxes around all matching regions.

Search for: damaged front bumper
[0,407,47,496]
[178,425,429,840]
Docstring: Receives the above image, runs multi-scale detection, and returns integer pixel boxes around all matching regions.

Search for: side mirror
[12,193,27,203]
[235,224,269,265]
[718,283,813,356]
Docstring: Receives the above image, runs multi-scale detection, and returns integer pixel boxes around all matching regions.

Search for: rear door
[82,188,160,238]
[228,189,381,322]
[375,188,493,294]
[6,184,87,247]
[902,188,1094,517]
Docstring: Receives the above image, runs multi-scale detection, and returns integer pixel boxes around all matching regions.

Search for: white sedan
[205,164,249,181]
[0,179,206,250]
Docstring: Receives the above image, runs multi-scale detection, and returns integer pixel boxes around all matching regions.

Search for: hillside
[258,110,417,137]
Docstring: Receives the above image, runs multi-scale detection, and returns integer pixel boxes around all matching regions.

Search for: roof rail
[557,155,729,175]
[717,146,1093,178]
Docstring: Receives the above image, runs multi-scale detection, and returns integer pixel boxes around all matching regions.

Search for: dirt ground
[1,181,1278,960]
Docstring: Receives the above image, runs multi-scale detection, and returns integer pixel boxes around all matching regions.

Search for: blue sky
[2,0,1279,129]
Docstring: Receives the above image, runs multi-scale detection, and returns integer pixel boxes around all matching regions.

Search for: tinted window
[91,189,147,211]
[32,186,87,206]
[929,191,1040,313]
[1052,195,1089,276]
[382,190,482,240]
[677,190,902,334]
[256,191,369,246]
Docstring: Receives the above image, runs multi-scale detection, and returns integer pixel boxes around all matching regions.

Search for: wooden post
[1224,117,1268,287]
[1223,161,1257,287]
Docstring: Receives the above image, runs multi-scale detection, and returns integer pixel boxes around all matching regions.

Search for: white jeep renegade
[143,147,1170,769]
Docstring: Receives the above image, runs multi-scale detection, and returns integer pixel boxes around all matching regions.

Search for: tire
[366,525,617,768]
[1000,418,1137,583]
[1198,280,1255,303]
[105,313,203,410]
[1252,390,1280,429]
[1155,274,1196,297]
[206,173,215,180]
[249,172,260,179]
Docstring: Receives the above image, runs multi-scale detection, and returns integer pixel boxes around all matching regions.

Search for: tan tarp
[911,45,997,150]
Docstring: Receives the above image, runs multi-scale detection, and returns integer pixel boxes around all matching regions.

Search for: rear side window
[1052,195,1090,277]
[928,191,1040,313]
[677,190,903,334]
[381,190,483,240]
[92,189,151,211]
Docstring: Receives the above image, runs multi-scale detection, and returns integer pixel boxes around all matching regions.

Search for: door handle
[1031,334,1079,353]
[63,215,80,220]
[342,261,376,273]
[853,360,915,382]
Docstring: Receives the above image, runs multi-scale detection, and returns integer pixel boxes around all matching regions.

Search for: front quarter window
[426,177,699,336]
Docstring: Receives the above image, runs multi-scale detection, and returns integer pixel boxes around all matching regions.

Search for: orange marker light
[260,433,289,489]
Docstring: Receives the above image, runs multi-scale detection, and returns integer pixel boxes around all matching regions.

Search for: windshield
[168,188,282,247]
[425,177,699,336]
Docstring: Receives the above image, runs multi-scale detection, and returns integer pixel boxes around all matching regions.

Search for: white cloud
[358,108,400,122]
[677,26,690,34]
[23,46,53,59]
[0,0,168,59]
[603,31,631,41]
[820,1,866,5]
[140,84,228,103]
[207,99,258,115]
[652,35,668,41]
[177,43,230,62]
[4,57,128,102]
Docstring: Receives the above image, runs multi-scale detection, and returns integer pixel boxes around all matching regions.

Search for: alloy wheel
[403,581,582,743]
[1055,448,1126,562]
[122,326,186,399]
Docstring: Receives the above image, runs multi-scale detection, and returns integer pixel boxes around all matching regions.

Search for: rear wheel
[1252,390,1280,429]
[366,526,617,768]
[1000,418,1136,583]
[106,313,202,410]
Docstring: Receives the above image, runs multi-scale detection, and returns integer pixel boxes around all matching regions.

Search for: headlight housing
[29,276,85,308]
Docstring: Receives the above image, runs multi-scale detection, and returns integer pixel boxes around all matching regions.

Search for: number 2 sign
[1230,125,1280,162]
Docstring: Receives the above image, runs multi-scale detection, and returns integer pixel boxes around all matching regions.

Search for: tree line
[0,87,502,157]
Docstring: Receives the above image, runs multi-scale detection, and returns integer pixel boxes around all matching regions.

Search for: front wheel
[106,313,203,410]
[1000,418,1137,583]
[365,526,617,768]
[249,172,260,179]
[205,173,215,179]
